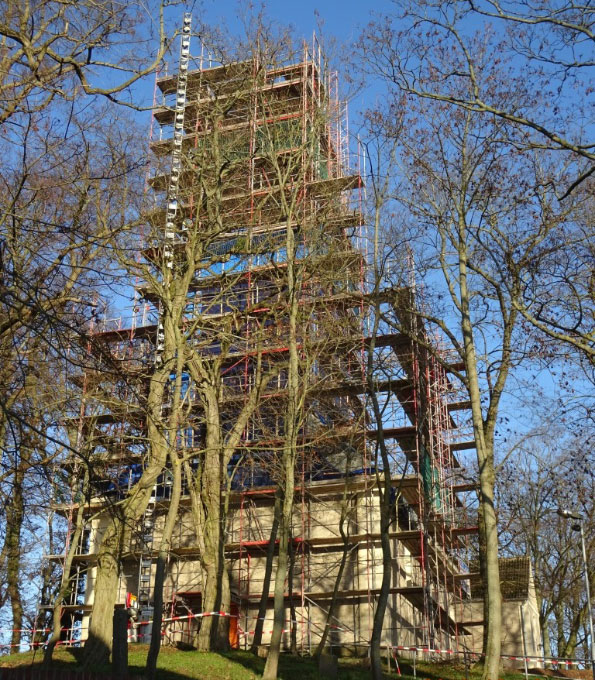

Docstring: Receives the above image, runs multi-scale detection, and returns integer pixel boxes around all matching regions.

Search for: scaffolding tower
[41,17,478,656]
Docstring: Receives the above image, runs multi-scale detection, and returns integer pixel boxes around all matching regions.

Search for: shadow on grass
[222,651,319,679]
[126,646,263,679]
[217,649,394,680]
[0,646,211,680]
[218,650,266,676]
[0,647,111,674]
[4,646,502,680]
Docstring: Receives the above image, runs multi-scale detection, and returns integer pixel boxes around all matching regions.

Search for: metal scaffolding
[40,19,478,658]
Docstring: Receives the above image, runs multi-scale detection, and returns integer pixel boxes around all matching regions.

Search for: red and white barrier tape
[1,621,590,668]
[387,645,587,666]
[0,628,52,634]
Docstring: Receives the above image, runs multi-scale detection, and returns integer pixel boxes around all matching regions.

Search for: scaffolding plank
[449,441,476,452]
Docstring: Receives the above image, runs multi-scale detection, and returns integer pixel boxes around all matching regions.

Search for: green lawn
[0,645,539,680]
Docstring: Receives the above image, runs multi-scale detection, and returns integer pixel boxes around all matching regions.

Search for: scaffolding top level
[156,58,320,95]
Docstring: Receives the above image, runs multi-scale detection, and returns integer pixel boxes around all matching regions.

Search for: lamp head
[557,508,583,522]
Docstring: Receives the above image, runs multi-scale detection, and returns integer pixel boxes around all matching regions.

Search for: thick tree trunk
[4,464,25,650]
[146,452,182,679]
[366,295,394,680]
[196,421,227,652]
[196,562,231,650]
[470,428,502,679]
[44,469,89,666]
[82,360,170,668]
[251,492,281,652]
[193,448,231,650]
[217,565,231,650]
[185,451,223,652]
[554,604,566,658]
[262,487,292,680]
[197,566,216,650]
[263,224,300,680]
[370,484,392,680]
[314,509,349,659]
[82,482,167,669]
[541,611,552,666]
[82,518,125,667]
[287,529,298,654]
[560,602,584,659]
[456,217,502,680]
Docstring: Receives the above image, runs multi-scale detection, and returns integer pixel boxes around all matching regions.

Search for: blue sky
[153,0,379,108]
[195,0,374,43]
[124,1,380,127]
[136,1,381,133]
[127,0,585,441]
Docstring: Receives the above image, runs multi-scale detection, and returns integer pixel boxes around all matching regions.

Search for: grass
[0,644,539,680]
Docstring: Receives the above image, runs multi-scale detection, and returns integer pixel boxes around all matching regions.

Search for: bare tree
[359,0,594,387]
[358,58,587,676]
[0,0,182,124]
[359,0,594,196]
[0,99,144,651]
[499,437,594,662]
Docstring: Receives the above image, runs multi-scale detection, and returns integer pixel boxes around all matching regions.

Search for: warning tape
[0,628,52,634]
[386,645,588,667]
[238,630,290,636]
[0,626,74,649]
[1,620,591,668]
[134,610,236,627]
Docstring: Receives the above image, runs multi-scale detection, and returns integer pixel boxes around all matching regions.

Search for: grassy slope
[0,645,534,680]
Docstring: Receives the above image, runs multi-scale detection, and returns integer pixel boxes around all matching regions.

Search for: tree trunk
[554,604,566,659]
[82,518,125,667]
[217,564,231,650]
[263,223,300,680]
[4,464,25,650]
[146,451,182,679]
[44,468,89,666]
[367,290,394,680]
[370,482,393,680]
[251,492,281,652]
[561,601,585,659]
[471,424,502,680]
[456,216,502,680]
[82,362,170,668]
[83,467,167,667]
[314,505,349,659]
[195,422,225,651]
[541,612,551,666]
[195,559,231,651]
[262,485,292,680]
[287,529,298,655]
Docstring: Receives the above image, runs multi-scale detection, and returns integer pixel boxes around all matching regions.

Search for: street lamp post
[558,509,595,680]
